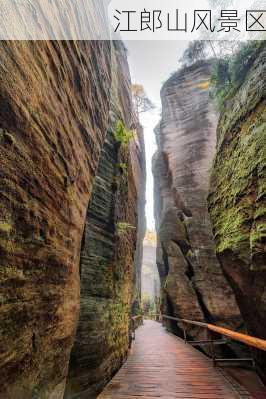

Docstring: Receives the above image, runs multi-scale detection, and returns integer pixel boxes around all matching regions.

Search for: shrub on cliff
[211,41,265,110]
[116,222,136,237]
[180,41,207,67]
[114,120,134,147]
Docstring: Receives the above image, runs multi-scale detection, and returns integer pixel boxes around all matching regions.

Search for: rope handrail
[160,314,266,352]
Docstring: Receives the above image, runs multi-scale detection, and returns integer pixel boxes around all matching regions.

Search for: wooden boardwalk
[98,320,242,399]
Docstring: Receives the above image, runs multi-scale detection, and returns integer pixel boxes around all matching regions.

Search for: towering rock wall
[153,61,243,340]
[0,40,112,399]
[65,41,146,398]
[132,124,146,314]
[0,24,145,399]
[208,45,266,373]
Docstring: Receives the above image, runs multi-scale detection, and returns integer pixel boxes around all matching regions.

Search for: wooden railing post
[183,323,187,344]
[130,314,144,344]
[208,330,216,367]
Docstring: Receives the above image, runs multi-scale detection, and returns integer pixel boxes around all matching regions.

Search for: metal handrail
[161,314,266,352]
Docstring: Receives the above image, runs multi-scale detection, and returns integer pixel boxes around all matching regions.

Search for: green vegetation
[0,222,12,233]
[208,97,266,263]
[112,163,128,190]
[211,41,265,110]
[116,162,128,176]
[114,120,134,147]
[141,293,156,315]
[180,41,207,67]
[116,222,136,236]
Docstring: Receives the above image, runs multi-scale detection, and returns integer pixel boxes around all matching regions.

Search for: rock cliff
[0,35,145,399]
[65,41,146,398]
[0,40,112,399]
[153,61,243,341]
[208,45,266,374]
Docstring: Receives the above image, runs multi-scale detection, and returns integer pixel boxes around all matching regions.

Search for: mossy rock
[208,46,266,267]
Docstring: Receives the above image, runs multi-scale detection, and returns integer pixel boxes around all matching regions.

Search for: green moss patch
[209,98,266,265]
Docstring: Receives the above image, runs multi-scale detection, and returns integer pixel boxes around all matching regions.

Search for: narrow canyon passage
[0,7,265,398]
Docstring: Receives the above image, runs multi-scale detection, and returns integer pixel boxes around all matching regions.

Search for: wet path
[98,320,241,398]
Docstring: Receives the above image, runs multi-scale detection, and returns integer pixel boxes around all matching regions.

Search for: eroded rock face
[65,41,146,398]
[0,38,146,398]
[132,127,146,315]
[153,61,243,340]
[0,40,112,399]
[208,45,266,373]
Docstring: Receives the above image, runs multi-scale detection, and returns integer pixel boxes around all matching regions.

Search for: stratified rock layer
[0,40,112,399]
[153,61,243,340]
[208,45,266,373]
[65,41,146,398]
[132,124,146,315]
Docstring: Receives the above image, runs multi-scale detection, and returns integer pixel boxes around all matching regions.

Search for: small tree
[210,41,265,110]
[114,120,134,147]
[141,293,155,315]
[132,84,155,117]
[180,41,207,67]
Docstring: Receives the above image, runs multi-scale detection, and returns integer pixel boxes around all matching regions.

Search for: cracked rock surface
[153,61,243,342]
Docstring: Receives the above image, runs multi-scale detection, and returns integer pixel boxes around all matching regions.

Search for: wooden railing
[131,314,144,325]
[147,313,266,373]
[131,312,266,352]
[161,314,266,352]
[130,315,144,343]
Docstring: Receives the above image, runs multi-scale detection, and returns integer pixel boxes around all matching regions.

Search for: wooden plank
[97,320,240,399]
